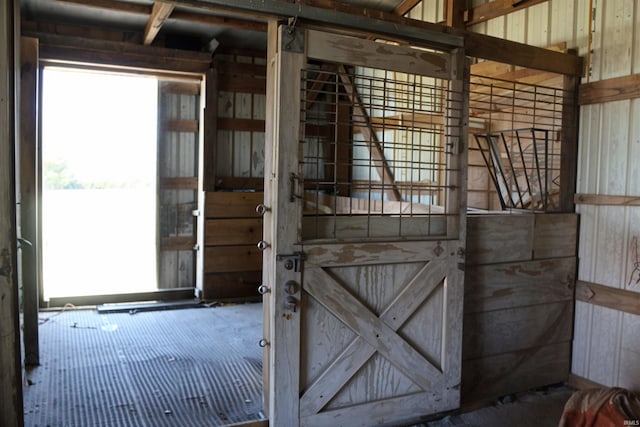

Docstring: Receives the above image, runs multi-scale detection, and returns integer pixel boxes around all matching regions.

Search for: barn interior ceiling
[20,0,417,51]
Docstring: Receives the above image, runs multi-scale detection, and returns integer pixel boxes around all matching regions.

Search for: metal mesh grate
[299,64,461,239]
[469,73,565,211]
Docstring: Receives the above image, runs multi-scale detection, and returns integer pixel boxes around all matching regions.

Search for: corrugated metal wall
[417,0,639,390]
[571,0,640,391]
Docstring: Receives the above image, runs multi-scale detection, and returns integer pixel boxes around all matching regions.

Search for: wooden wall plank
[465,257,575,314]
[466,214,534,265]
[217,117,265,132]
[463,300,573,360]
[462,342,571,403]
[204,245,262,273]
[202,271,261,300]
[205,218,263,246]
[574,193,640,206]
[205,191,264,218]
[218,76,266,93]
[533,213,578,259]
[468,301,572,361]
[579,74,640,105]
[576,280,640,316]
[36,33,211,73]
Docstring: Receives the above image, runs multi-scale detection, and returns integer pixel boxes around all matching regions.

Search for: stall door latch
[276,251,306,273]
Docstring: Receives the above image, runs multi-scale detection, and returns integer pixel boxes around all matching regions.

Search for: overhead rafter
[465,0,550,27]
[144,1,175,45]
[174,0,580,76]
[55,0,267,33]
[393,0,421,16]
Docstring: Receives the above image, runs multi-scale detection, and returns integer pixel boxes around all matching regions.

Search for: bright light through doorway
[42,68,158,300]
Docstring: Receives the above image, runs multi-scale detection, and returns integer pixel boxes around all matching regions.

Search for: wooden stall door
[264,26,467,426]
[157,79,203,289]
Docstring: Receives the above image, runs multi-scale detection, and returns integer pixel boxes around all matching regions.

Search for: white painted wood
[306,29,450,80]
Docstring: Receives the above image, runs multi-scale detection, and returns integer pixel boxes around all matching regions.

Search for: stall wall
[413,0,639,390]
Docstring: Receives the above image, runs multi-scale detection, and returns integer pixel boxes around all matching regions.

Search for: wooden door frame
[264,23,468,426]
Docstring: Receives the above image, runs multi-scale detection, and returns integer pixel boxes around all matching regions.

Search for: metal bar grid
[469,73,564,212]
[298,65,462,239]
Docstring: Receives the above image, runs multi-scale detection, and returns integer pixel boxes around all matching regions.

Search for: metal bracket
[276,251,306,272]
[282,25,304,53]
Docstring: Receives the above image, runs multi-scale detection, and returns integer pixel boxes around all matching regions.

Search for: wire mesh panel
[299,64,462,240]
[469,73,565,211]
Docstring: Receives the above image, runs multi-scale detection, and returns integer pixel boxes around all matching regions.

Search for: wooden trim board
[574,193,640,206]
[575,280,640,316]
[578,74,640,105]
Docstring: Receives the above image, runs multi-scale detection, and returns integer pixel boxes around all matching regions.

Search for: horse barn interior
[1,0,640,426]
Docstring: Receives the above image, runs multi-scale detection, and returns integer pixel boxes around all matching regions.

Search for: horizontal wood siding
[462,213,577,404]
[203,192,264,299]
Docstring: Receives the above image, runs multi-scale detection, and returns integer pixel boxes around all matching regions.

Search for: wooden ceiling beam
[54,0,266,33]
[465,0,550,27]
[144,1,175,45]
[393,0,421,16]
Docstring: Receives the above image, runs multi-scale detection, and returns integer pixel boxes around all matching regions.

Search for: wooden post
[203,65,218,191]
[559,71,580,212]
[20,36,40,367]
[445,0,466,29]
[0,0,24,425]
[265,24,305,427]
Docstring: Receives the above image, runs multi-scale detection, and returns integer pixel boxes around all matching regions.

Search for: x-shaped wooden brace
[300,260,447,416]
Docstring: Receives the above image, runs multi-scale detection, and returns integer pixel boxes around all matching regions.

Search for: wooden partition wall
[463,213,578,403]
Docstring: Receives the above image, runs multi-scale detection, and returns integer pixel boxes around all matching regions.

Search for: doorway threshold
[44,287,196,308]
[97,299,204,314]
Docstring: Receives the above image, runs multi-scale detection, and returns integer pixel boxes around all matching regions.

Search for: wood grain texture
[302,216,448,240]
[574,193,640,206]
[304,240,452,267]
[205,218,263,246]
[576,280,640,316]
[307,29,450,79]
[36,33,211,73]
[202,271,261,300]
[204,245,262,273]
[0,1,22,424]
[533,214,578,259]
[304,267,443,393]
[463,300,573,359]
[143,1,175,45]
[300,261,447,415]
[462,342,571,403]
[464,257,576,314]
[205,192,264,218]
[466,214,534,265]
[466,0,550,26]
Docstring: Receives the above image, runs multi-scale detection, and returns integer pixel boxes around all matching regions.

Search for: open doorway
[42,68,159,300]
[40,67,204,305]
